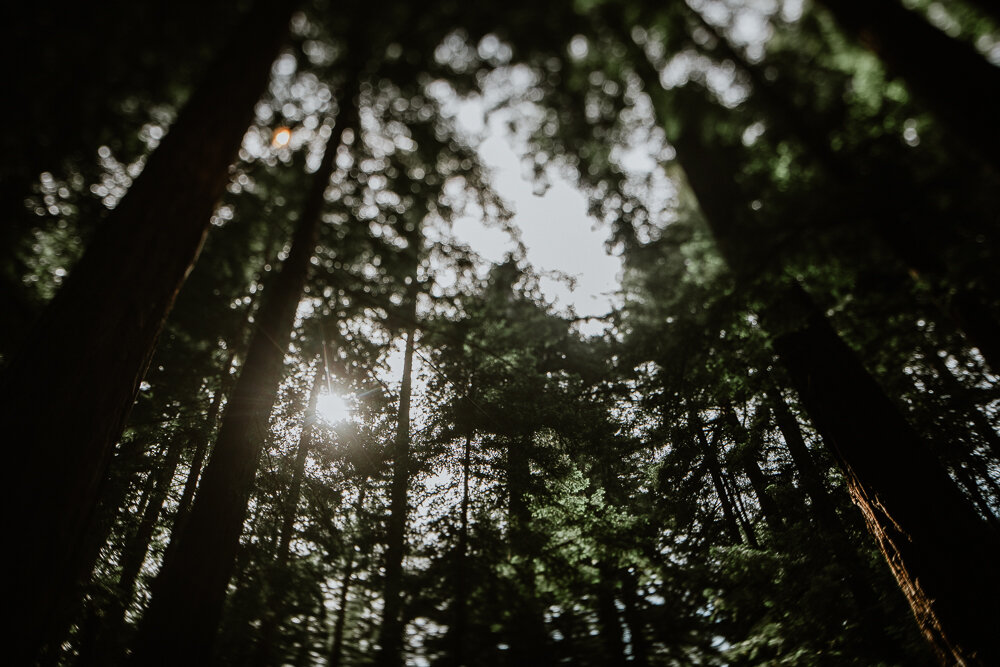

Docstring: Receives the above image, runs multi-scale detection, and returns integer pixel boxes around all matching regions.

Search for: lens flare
[272,127,291,147]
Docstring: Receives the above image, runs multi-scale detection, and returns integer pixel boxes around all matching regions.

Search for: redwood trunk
[1,2,296,659]
[376,321,416,667]
[767,285,1000,665]
[820,0,1000,174]
[646,61,1000,663]
[129,94,352,664]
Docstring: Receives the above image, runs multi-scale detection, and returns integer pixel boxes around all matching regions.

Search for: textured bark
[768,388,919,662]
[689,9,1000,375]
[1,2,296,659]
[253,368,325,667]
[766,286,1000,665]
[627,38,1000,658]
[129,88,352,664]
[376,321,416,667]
[820,0,1000,174]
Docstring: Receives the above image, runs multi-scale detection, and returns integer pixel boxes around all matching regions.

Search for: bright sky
[447,98,623,337]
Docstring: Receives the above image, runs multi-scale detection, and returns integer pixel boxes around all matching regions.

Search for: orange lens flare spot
[272,127,291,147]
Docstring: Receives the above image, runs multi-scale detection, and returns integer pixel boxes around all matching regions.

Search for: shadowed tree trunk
[693,414,745,546]
[505,436,550,666]
[722,407,785,534]
[163,369,230,565]
[449,428,474,666]
[633,38,1000,655]
[328,486,366,667]
[620,570,651,667]
[376,315,417,667]
[77,437,185,666]
[819,0,1000,174]
[1,2,297,659]
[684,7,1000,375]
[128,85,356,665]
[596,563,627,667]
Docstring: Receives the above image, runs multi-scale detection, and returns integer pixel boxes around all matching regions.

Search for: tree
[129,72,358,663]
[2,3,297,659]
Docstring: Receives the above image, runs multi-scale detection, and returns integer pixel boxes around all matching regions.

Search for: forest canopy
[3,0,1000,665]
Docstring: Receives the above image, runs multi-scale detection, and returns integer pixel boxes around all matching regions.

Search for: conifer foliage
[3,0,999,665]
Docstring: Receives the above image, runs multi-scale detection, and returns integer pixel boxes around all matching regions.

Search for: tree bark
[764,284,1000,665]
[1,2,297,659]
[819,0,1000,174]
[376,319,417,667]
[686,8,1000,375]
[128,86,353,665]
[629,40,1000,659]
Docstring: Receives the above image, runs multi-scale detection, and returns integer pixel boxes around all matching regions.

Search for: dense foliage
[3,0,999,665]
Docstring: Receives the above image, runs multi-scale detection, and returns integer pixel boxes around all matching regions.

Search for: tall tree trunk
[721,407,785,534]
[723,467,759,548]
[819,0,1000,174]
[685,7,1000,374]
[764,388,919,662]
[165,278,265,562]
[450,429,473,666]
[620,570,650,667]
[628,38,1000,657]
[376,318,417,667]
[328,486,366,667]
[36,438,148,664]
[596,563,627,667]
[763,284,1000,665]
[129,88,355,665]
[163,370,230,565]
[693,415,744,545]
[1,3,296,659]
[505,437,550,666]
[767,389,856,537]
[253,367,325,667]
[77,437,185,666]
